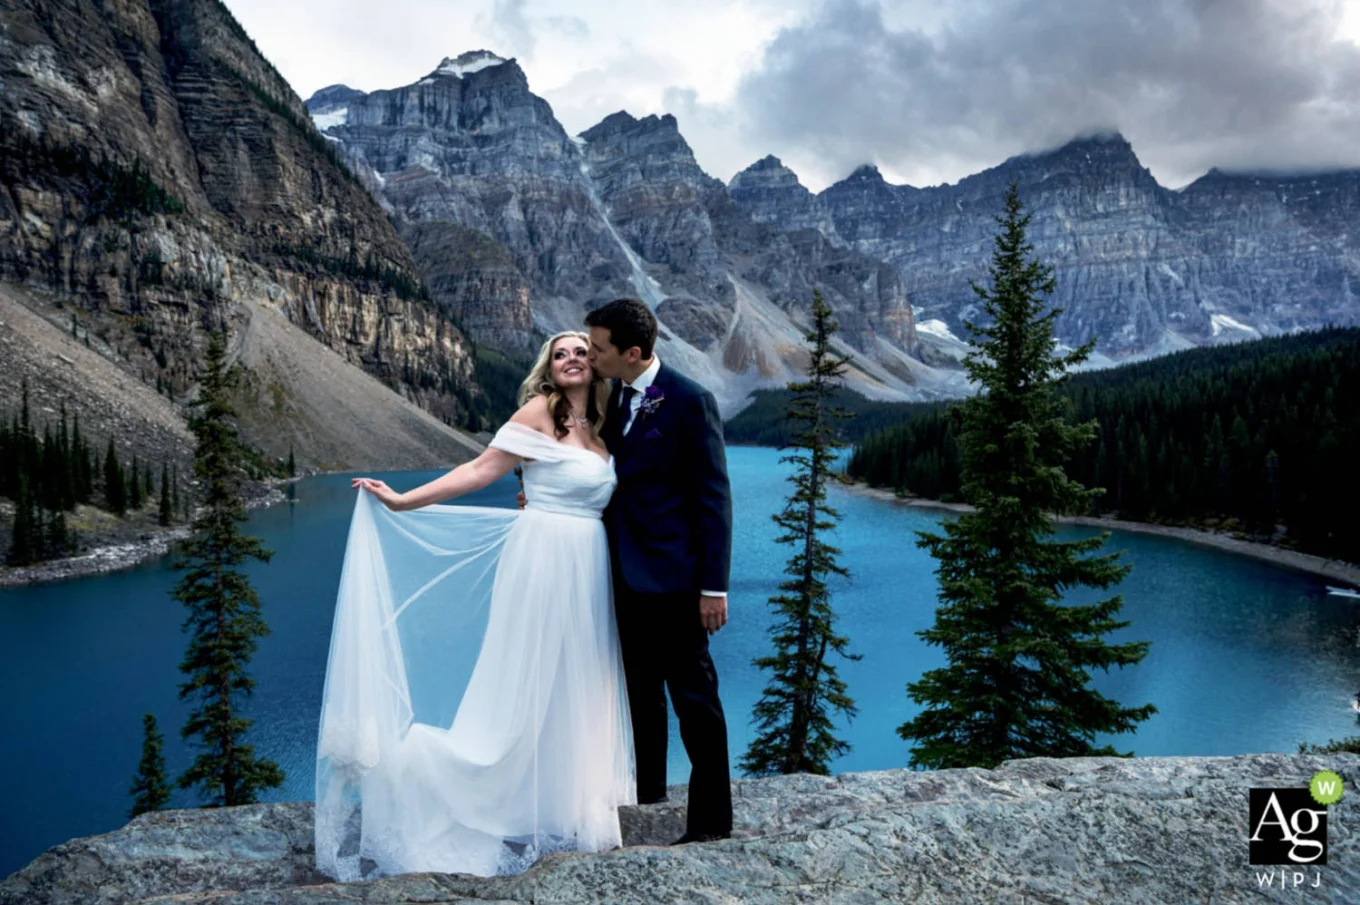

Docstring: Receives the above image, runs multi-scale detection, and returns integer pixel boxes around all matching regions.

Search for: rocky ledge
[3,754,1357,904]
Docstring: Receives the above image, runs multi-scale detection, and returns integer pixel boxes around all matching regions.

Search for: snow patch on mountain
[311,109,348,131]
[435,51,506,78]
[1210,313,1262,339]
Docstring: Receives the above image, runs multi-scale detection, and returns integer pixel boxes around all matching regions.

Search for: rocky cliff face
[4,754,1357,903]
[310,58,927,409]
[761,133,1360,362]
[0,0,480,466]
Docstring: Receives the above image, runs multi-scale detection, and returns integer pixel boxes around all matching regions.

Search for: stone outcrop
[736,133,1360,363]
[0,0,481,467]
[4,754,1357,903]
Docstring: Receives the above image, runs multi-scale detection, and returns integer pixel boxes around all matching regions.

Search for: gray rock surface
[5,754,1357,904]
[782,133,1360,362]
[309,62,924,407]
[0,0,481,468]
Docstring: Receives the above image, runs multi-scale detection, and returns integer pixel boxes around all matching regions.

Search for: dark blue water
[3,446,1358,877]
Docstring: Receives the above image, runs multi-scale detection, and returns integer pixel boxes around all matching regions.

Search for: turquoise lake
[2,445,1358,877]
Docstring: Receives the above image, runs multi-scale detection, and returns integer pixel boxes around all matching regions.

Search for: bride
[314,331,635,881]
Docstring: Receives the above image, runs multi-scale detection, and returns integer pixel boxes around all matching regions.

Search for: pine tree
[104,438,126,515]
[287,444,295,478]
[172,463,182,520]
[159,462,173,526]
[129,455,142,510]
[173,332,284,806]
[8,474,35,566]
[145,462,155,497]
[899,183,1156,770]
[741,291,860,777]
[128,712,171,817]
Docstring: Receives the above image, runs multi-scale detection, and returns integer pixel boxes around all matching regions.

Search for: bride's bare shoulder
[509,394,554,435]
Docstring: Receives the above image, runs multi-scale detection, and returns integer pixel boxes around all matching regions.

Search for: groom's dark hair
[585,298,657,359]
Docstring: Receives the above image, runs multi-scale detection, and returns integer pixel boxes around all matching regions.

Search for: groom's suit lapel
[618,363,675,468]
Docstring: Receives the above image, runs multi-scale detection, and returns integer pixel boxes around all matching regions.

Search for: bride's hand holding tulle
[352,477,404,510]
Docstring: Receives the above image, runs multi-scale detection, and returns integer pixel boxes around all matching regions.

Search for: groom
[584,298,734,843]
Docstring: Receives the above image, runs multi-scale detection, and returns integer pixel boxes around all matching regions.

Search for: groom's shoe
[638,793,668,805]
[670,831,730,845]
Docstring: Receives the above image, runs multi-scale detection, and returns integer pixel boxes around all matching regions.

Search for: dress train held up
[315,423,635,879]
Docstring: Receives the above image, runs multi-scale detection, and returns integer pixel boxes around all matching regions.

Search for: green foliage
[129,713,172,817]
[172,333,284,806]
[725,390,945,447]
[899,184,1155,771]
[231,69,360,188]
[1298,736,1360,755]
[8,475,35,567]
[129,455,143,510]
[742,291,861,777]
[104,438,127,516]
[469,343,532,431]
[850,327,1360,562]
[1,134,185,222]
[0,387,89,564]
[273,242,430,302]
[159,462,173,527]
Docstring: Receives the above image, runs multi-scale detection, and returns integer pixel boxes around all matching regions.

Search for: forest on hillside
[845,328,1359,562]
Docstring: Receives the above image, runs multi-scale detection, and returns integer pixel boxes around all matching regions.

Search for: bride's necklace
[568,408,590,428]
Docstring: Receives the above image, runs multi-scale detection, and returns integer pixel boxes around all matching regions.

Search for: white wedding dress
[314,422,635,881]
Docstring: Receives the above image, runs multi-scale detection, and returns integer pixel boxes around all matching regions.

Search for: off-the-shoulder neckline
[498,421,612,465]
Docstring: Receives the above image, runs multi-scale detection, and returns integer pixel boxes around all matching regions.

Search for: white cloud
[221,0,1360,194]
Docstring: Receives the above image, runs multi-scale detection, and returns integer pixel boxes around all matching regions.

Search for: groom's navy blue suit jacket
[602,363,733,597]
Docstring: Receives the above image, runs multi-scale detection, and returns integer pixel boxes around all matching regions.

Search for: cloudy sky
[223,0,1360,192]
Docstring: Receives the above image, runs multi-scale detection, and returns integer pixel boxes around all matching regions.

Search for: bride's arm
[355,395,557,511]
[358,447,523,511]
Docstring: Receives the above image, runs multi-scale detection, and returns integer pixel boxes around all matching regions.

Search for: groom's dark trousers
[602,363,733,838]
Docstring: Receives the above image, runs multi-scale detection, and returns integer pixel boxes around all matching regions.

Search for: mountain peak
[730,155,805,192]
[432,50,508,78]
[305,84,366,112]
[847,164,885,183]
[579,110,682,144]
[1019,131,1141,168]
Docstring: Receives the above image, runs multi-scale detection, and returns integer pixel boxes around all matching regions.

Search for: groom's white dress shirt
[620,356,726,601]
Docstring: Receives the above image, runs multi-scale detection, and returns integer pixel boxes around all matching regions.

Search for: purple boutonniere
[639,385,665,418]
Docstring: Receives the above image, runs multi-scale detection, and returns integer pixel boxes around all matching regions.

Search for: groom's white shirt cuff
[701,590,726,597]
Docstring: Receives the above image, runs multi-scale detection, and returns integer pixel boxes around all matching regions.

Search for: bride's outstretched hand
[352,477,404,510]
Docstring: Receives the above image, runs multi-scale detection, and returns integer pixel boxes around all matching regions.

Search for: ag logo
[1249,788,1328,865]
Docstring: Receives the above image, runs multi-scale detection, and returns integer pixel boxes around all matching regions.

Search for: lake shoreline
[839,481,1360,589]
[0,483,290,588]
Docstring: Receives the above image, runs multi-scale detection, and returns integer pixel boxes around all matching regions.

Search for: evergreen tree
[45,506,70,558]
[172,332,284,806]
[8,475,35,566]
[899,184,1156,770]
[172,463,182,519]
[741,291,860,777]
[129,455,142,510]
[128,712,172,817]
[287,444,295,478]
[104,438,126,515]
[159,462,173,526]
[145,462,156,497]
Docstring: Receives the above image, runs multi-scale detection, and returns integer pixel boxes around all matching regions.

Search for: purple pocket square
[645,427,663,440]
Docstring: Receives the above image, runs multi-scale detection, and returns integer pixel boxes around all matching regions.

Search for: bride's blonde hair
[519,331,610,439]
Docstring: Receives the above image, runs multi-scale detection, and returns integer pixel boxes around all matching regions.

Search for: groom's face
[588,326,631,379]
